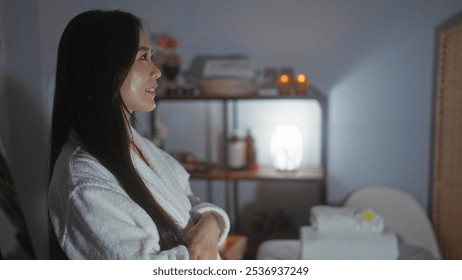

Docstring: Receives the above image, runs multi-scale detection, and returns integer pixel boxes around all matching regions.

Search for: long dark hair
[48,10,185,259]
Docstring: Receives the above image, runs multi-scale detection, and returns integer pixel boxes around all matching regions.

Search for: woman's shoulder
[64,142,112,176]
[49,141,122,197]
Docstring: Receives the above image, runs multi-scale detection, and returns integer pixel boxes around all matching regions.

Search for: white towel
[310,205,384,233]
[300,226,399,260]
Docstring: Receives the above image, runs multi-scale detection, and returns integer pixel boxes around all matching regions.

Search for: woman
[48,10,229,259]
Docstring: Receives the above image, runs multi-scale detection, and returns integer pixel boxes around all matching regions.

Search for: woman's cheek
[128,71,144,93]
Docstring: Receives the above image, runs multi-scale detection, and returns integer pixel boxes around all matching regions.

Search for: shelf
[189,165,324,181]
[150,85,328,236]
[155,87,325,102]
[150,85,328,209]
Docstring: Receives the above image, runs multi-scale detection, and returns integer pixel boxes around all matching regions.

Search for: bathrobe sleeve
[157,146,230,246]
[62,179,189,260]
[188,194,231,246]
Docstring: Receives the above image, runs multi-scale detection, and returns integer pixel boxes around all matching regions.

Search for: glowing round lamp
[270,125,303,171]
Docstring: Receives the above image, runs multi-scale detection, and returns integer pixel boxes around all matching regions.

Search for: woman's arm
[155,143,231,246]
[50,183,189,259]
[185,212,221,260]
[144,138,231,258]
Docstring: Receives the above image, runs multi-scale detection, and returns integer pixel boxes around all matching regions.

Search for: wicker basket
[198,79,258,97]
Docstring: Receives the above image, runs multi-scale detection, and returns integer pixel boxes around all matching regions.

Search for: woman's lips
[145,87,157,100]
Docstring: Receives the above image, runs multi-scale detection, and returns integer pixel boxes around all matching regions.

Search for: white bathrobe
[48,129,230,259]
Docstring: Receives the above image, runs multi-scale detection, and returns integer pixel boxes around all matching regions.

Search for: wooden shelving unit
[189,165,324,181]
[150,87,328,234]
[154,89,325,101]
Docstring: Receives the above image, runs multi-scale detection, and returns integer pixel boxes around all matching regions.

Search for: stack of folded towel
[301,205,399,259]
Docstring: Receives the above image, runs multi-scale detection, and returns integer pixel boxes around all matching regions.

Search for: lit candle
[295,74,309,95]
[277,74,292,95]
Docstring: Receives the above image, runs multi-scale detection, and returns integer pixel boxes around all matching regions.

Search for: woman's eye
[140,54,148,60]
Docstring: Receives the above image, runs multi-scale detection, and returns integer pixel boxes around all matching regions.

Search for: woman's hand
[185,212,221,260]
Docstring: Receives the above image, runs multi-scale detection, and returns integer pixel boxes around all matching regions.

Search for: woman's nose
[152,63,162,79]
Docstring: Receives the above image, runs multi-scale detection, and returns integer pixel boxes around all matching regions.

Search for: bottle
[228,130,246,169]
[245,129,258,170]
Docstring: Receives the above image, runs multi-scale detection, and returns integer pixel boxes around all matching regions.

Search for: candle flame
[297,74,306,83]
[280,74,289,83]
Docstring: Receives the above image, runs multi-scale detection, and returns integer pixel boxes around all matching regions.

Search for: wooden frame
[430,10,462,260]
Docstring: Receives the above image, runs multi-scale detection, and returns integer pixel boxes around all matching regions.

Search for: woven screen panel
[432,23,462,259]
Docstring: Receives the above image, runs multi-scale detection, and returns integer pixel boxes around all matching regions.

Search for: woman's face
[120,31,161,114]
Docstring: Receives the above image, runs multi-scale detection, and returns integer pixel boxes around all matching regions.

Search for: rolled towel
[311,205,384,232]
[310,205,384,233]
[300,226,399,260]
